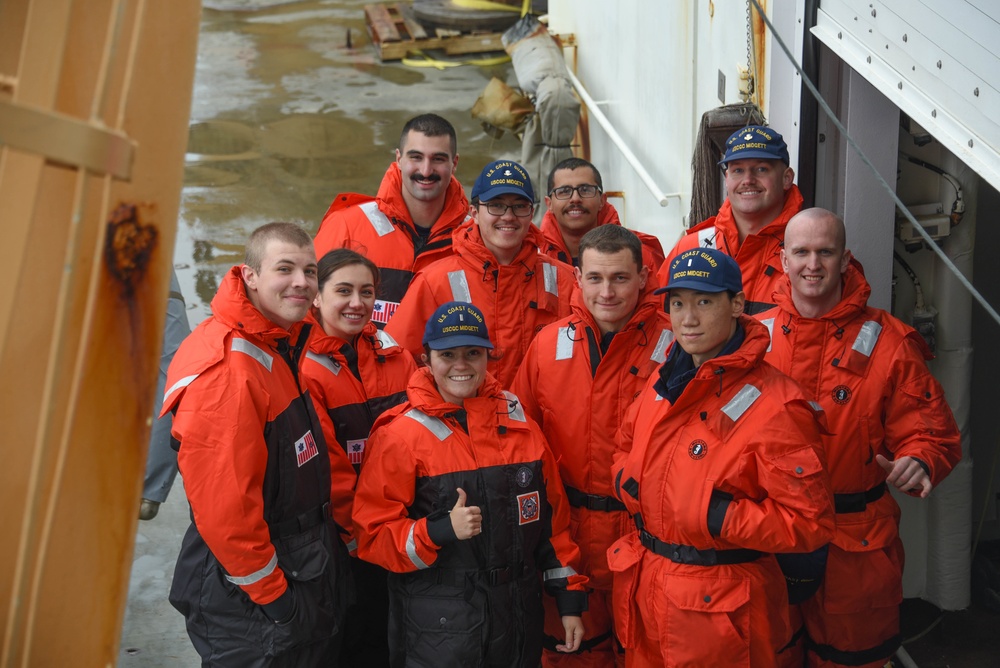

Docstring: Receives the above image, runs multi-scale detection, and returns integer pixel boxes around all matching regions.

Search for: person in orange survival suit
[353,301,589,667]
[539,157,665,274]
[163,223,355,667]
[385,158,577,388]
[658,125,803,315]
[608,247,836,667]
[757,208,961,668]
[302,248,418,668]
[313,113,470,328]
[511,224,673,667]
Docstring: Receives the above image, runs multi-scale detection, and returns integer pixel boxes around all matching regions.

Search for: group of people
[160,114,961,668]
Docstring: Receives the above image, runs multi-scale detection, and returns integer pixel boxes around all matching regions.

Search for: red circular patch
[832,385,852,405]
[689,440,708,459]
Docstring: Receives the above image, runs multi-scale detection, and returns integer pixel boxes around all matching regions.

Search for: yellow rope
[401,49,511,70]
[451,0,530,15]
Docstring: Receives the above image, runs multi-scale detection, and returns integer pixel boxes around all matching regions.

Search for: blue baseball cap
[471,159,535,203]
[422,301,495,350]
[653,248,743,295]
[719,125,789,166]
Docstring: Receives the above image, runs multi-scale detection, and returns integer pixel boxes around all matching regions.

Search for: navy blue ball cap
[719,125,789,166]
[653,247,743,295]
[422,301,495,350]
[471,159,534,203]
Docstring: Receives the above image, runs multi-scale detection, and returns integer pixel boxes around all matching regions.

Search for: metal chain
[745,0,756,100]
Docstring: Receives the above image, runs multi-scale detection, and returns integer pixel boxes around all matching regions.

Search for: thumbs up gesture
[450,487,483,540]
[876,454,932,498]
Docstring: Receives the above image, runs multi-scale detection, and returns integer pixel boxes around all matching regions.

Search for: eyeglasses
[479,201,534,217]
[548,184,601,200]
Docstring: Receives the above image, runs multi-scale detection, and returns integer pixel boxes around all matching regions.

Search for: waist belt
[565,485,627,512]
[639,530,762,566]
[414,563,529,588]
[272,502,330,539]
[834,482,886,514]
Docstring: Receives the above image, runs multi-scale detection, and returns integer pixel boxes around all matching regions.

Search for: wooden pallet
[365,2,505,61]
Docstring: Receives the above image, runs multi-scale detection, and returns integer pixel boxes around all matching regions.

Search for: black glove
[261,584,296,624]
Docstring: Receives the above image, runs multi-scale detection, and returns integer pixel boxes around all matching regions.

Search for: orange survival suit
[385,223,577,388]
[758,266,961,668]
[512,282,673,667]
[608,315,835,667]
[163,267,354,666]
[313,162,470,327]
[353,368,589,667]
[658,185,804,315]
[539,201,666,274]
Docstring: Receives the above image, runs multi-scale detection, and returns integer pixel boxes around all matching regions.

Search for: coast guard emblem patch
[517,491,540,525]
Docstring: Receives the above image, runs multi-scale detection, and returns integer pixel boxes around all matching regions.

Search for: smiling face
[781,210,851,318]
[396,130,458,206]
[472,194,534,265]
[576,248,648,335]
[544,166,606,236]
[667,288,744,366]
[424,346,488,406]
[723,158,794,234]
[241,240,318,330]
[314,263,377,340]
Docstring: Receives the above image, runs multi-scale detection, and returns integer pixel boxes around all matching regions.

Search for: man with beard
[540,157,664,274]
[314,114,470,328]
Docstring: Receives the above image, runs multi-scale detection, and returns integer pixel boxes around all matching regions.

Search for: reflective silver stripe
[447,270,473,303]
[360,200,394,237]
[406,523,430,570]
[809,401,824,414]
[163,373,198,404]
[651,329,673,363]
[404,409,452,440]
[305,351,340,376]
[555,327,574,360]
[851,320,882,357]
[225,553,278,586]
[760,317,775,352]
[542,263,558,296]
[697,226,717,249]
[655,394,665,401]
[502,391,526,422]
[376,329,400,349]
[345,538,358,553]
[721,384,762,422]
[232,337,273,372]
[543,566,577,581]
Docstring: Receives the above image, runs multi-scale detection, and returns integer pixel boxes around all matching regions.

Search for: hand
[450,488,482,540]
[876,454,932,498]
[556,615,583,653]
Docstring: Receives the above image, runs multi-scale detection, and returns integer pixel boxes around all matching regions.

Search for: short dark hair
[547,157,603,194]
[578,224,643,270]
[400,114,457,156]
[317,248,380,292]
[244,222,313,272]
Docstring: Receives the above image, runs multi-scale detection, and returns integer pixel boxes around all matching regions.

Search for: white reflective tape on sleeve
[376,329,400,349]
[306,351,340,376]
[163,373,199,404]
[360,200,394,237]
[447,270,473,303]
[651,329,674,363]
[543,566,578,581]
[231,337,273,372]
[721,384,762,422]
[809,401,824,414]
[555,327,574,360]
[851,321,882,357]
[225,553,278,586]
[406,523,430,570]
[403,409,452,440]
[542,263,558,296]
[345,539,358,553]
[760,318,775,353]
[502,391,526,422]
[697,226,718,249]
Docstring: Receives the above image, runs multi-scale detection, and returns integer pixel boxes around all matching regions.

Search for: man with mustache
[540,157,665,274]
[314,114,470,328]
[658,125,802,315]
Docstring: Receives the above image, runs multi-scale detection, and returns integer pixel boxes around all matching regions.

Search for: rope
[401,49,511,69]
[451,0,531,16]
[748,0,1000,329]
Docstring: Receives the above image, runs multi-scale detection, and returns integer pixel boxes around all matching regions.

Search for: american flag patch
[295,430,319,467]
[517,491,540,525]
[346,438,366,466]
[370,299,399,325]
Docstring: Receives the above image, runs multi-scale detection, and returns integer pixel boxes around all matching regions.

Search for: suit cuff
[707,489,733,538]
[554,589,589,617]
[426,512,458,547]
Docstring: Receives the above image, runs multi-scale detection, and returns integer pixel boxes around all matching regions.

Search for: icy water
[176,0,519,323]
